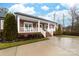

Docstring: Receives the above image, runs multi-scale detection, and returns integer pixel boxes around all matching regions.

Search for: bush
[0,30,6,42]
[0,30,3,42]
[0,30,3,38]
[3,13,18,42]
[63,31,79,36]
[53,24,63,36]
[17,32,44,41]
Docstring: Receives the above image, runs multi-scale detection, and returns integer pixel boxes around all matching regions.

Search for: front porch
[16,14,56,37]
[19,20,48,33]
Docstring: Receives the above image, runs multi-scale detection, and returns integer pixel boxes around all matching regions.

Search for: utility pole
[53,13,56,22]
[62,14,65,27]
[62,14,65,33]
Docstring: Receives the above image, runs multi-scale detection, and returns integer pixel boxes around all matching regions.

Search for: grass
[55,35,79,38]
[0,38,48,50]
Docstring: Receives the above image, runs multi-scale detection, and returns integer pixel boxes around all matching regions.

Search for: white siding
[1,20,4,29]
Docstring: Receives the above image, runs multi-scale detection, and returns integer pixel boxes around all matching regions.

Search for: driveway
[0,36,79,56]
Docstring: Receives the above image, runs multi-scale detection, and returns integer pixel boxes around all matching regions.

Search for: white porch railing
[19,27,38,33]
[19,27,46,37]
[47,28,54,36]
[40,28,46,37]
[19,27,54,37]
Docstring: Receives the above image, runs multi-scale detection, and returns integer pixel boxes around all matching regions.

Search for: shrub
[63,31,79,36]
[3,13,18,42]
[0,30,2,38]
[0,30,3,42]
[53,24,63,36]
[17,32,44,41]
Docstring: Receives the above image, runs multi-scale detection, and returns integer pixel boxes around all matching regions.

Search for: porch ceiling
[18,15,52,24]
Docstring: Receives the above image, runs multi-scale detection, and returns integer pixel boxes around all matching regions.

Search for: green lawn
[0,38,48,50]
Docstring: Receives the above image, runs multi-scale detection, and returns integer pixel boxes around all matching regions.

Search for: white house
[0,12,58,37]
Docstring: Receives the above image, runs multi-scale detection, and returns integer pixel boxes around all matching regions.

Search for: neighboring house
[0,12,58,37]
[0,17,4,31]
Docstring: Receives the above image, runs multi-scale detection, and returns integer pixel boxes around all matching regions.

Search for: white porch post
[17,16,20,33]
[53,23,57,31]
[47,23,50,31]
[54,25,56,31]
[38,20,40,32]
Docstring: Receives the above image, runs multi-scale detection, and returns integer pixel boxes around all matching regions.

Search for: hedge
[17,32,44,41]
[63,31,79,36]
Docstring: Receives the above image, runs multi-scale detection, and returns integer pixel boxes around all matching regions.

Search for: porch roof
[0,17,4,20]
[15,12,57,24]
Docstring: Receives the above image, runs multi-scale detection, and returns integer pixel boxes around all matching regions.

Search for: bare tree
[69,5,79,32]
[69,6,77,32]
[0,8,8,17]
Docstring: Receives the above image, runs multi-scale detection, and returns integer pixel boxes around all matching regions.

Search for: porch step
[46,31,52,37]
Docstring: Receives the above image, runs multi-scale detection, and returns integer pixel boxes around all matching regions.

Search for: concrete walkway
[0,36,79,56]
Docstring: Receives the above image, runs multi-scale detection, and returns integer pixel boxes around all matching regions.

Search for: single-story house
[0,12,58,37]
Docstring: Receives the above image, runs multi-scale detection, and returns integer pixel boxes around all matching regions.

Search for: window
[24,22,33,31]
[29,24,32,28]
[25,24,28,28]
[40,24,43,28]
